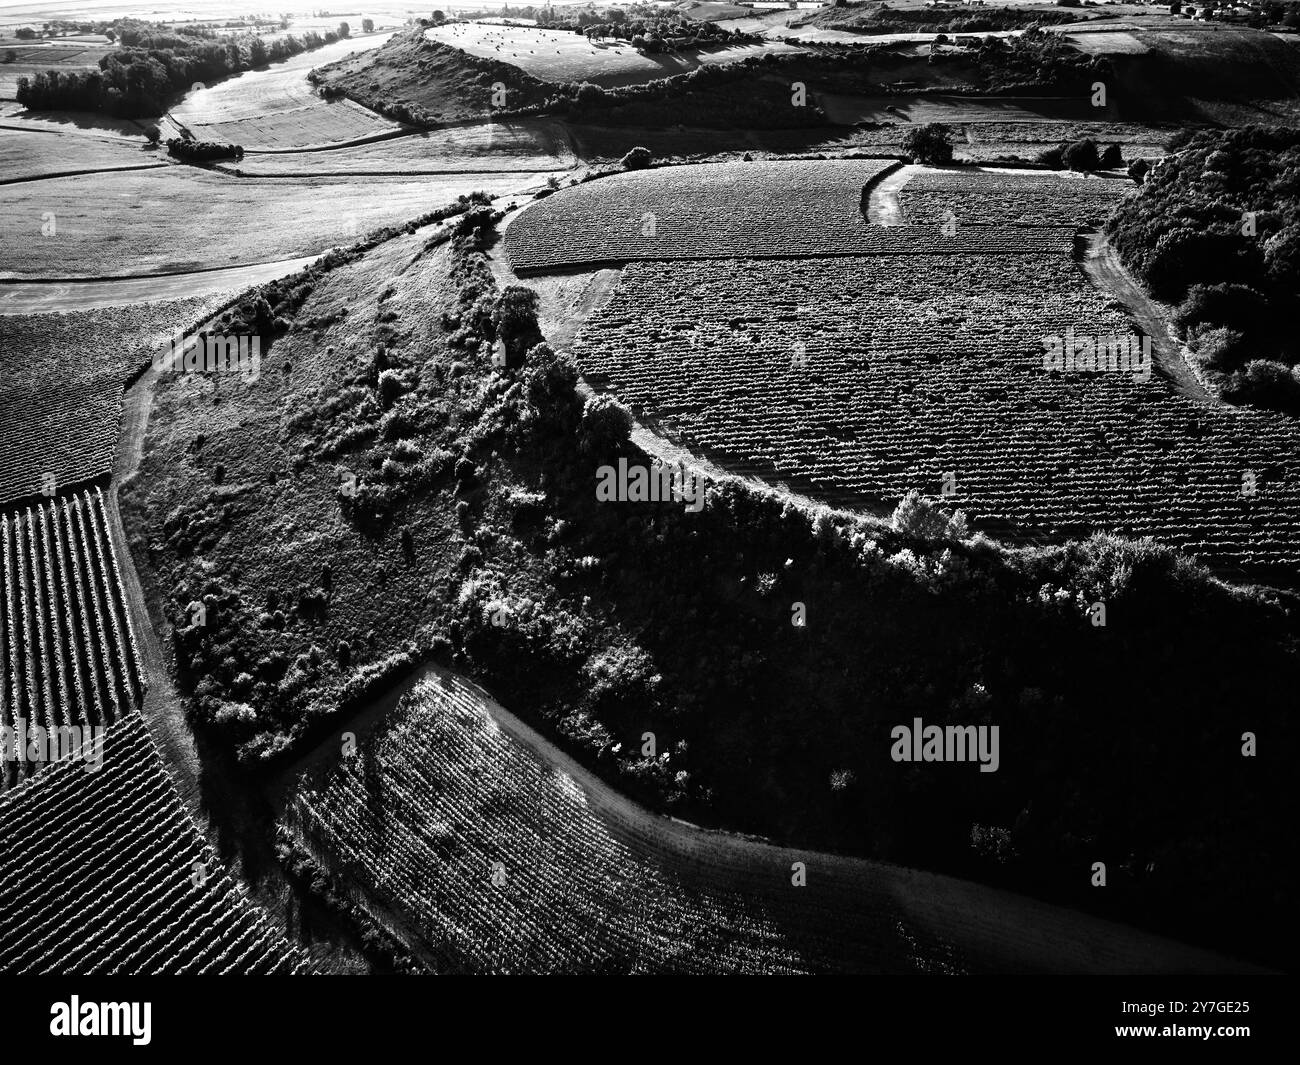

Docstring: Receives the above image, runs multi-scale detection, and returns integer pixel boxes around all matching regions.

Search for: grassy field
[424,20,805,88]
[0,128,161,181]
[0,168,539,279]
[227,120,574,176]
[820,94,1108,125]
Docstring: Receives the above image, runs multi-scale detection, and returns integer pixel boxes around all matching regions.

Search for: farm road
[1082,230,1214,402]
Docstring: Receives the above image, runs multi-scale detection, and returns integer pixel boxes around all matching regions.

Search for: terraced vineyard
[899,168,1130,227]
[0,713,311,975]
[505,160,1078,272]
[285,671,1252,975]
[571,254,1300,572]
[0,489,145,790]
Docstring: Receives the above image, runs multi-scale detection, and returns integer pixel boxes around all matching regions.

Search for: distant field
[0,128,160,181]
[504,160,1076,272]
[0,168,535,279]
[821,94,1106,125]
[0,44,109,100]
[899,167,1130,227]
[0,713,311,975]
[423,20,805,88]
[229,120,573,176]
[169,32,400,150]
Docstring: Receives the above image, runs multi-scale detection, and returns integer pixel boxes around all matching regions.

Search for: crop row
[504,159,1077,272]
[0,489,146,790]
[0,713,311,974]
[570,254,1300,572]
[285,672,989,974]
[899,168,1129,227]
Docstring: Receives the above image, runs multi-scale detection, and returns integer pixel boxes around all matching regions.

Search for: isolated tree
[1127,158,1150,185]
[105,29,116,42]
[902,122,953,165]
[1099,142,1123,168]
[432,10,447,23]
[338,22,350,38]
[361,18,375,33]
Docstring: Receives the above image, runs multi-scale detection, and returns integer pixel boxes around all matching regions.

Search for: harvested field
[0,168,528,279]
[820,95,1103,126]
[505,160,1079,271]
[169,32,400,150]
[0,128,161,182]
[570,253,1300,571]
[0,712,311,974]
[228,120,573,176]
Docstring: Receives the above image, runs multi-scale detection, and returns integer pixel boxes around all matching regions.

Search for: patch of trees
[797,3,1080,34]
[166,137,243,162]
[1106,126,1300,413]
[1036,136,1123,171]
[928,26,1111,95]
[15,17,343,117]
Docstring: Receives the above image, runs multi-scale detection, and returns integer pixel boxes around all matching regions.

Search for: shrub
[579,394,633,457]
[621,146,652,170]
[1061,137,1099,171]
[1099,142,1123,168]
[1223,359,1300,412]
[1191,326,1250,373]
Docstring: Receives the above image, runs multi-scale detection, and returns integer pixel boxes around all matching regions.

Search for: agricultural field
[0,489,144,790]
[286,668,1249,975]
[503,160,1078,272]
[898,167,1130,227]
[819,94,1106,126]
[423,20,805,88]
[957,120,1171,162]
[0,712,311,974]
[167,32,400,150]
[570,252,1300,572]
[227,120,574,177]
[0,127,161,182]
[0,296,230,503]
[0,168,535,279]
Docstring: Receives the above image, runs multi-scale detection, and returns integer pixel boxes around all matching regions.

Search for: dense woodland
[1107,125,1300,412]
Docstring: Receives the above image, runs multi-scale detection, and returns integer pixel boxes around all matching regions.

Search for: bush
[1099,142,1123,168]
[902,123,953,165]
[1190,326,1250,373]
[579,394,633,457]
[1173,282,1270,337]
[1223,359,1300,412]
[1061,137,1099,171]
[621,146,652,170]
